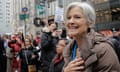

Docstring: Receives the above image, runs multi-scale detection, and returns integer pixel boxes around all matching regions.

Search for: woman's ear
[87,20,94,33]
[88,20,94,28]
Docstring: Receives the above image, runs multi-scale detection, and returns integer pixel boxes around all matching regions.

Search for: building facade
[0,0,13,33]
[62,0,120,31]
[65,0,120,31]
[89,0,120,31]
[13,0,36,35]
[0,0,119,34]
[35,0,120,32]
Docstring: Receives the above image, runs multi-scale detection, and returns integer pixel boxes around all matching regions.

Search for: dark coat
[63,29,120,72]
[0,38,4,55]
[109,36,120,62]
[49,55,65,72]
[41,31,58,72]
[0,38,6,72]
[20,46,38,72]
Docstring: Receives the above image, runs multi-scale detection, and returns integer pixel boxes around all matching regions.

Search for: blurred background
[0,0,120,36]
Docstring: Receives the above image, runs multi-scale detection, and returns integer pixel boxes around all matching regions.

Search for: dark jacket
[109,36,120,62]
[20,46,38,72]
[0,38,4,55]
[0,38,6,72]
[49,55,65,72]
[41,31,58,72]
[63,29,120,72]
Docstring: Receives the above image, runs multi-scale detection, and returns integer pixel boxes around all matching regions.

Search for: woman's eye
[67,16,81,20]
[67,16,71,19]
[75,16,81,19]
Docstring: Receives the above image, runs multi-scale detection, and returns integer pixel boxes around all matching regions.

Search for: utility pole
[21,7,28,39]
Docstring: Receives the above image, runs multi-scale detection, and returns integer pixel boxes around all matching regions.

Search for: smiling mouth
[69,26,79,29]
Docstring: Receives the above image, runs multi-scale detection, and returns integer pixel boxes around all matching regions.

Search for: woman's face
[66,6,88,37]
[56,40,66,54]
[25,39,30,46]
[49,23,57,32]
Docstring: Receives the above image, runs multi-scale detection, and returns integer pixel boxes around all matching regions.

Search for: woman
[20,38,38,72]
[63,2,120,72]
[49,38,68,72]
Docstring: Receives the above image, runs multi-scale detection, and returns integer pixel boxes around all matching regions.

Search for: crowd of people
[0,1,120,72]
[0,21,68,72]
[0,31,41,72]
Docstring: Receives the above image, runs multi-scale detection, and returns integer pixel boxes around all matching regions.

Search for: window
[7,21,10,23]
[6,13,10,15]
[96,9,111,23]
[111,8,120,21]
[6,6,10,8]
[89,0,112,24]
[48,0,56,2]
[6,17,10,19]
[6,9,10,12]
[0,20,3,23]
[0,17,3,19]
[6,2,10,4]
[0,13,3,15]
[58,0,63,7]
[90,0,109,4]
[110,0,119,2]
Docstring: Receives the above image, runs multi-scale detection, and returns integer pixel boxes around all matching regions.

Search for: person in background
[20,38,38,72]
[17,31,25,42]
[1,34,8,72]
[49,38,68,72]
[63,2,120,72]
[55,28,67,39]
[41,18,48,27]
[0,34,6,72]
[41,21,58,72]
[2,34,13,72]
[61,28,67,38]
[2,34,9,50]
[109,30,120,62]
[8,34,23,72]
[25,33,34,43]
[33,32,41,47]
[33,32,41,70]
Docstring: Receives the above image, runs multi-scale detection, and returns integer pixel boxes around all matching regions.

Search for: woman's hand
[64,57,85,72]
[52,31,58,37]
[31,54,36,59]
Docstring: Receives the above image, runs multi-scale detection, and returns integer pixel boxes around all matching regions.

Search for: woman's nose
[68,18,74,24]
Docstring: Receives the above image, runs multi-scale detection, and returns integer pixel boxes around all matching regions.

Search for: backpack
[107,37,120,62]
[94,37,120,62]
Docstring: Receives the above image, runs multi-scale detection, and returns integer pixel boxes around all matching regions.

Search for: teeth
[69,26,78,29]
[70,28,75,29]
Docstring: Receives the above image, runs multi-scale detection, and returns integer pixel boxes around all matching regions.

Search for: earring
[87,27,91,33]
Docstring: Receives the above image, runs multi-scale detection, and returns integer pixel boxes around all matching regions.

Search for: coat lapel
[81,30,98,68]
[81,40,97,68]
